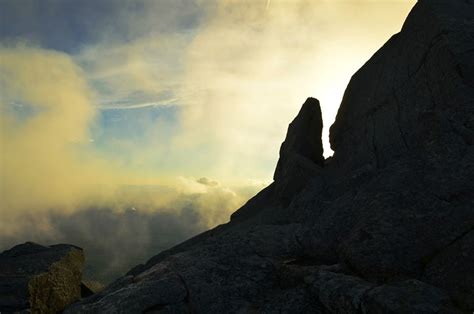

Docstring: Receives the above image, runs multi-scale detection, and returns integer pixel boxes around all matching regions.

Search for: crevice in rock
[421,226,474,273]
[410,32,447,79]
[430,193,453,204]
[337,259,368,283]
[423,61,440,111]
[142,303,166,313]
[358,284,380,313]
[294,232,305,251]
[448,119,473,146]
[456,64,465,80]
[392,89,410,150]
[370,115,380,169]
[251,248,270,260]
[283,256,321,267]
[174,272,193,313]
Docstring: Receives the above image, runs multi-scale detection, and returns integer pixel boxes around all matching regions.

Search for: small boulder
[0,242,85,313]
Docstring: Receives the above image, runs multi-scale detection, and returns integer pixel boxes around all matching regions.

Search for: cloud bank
[0,176,261,283]
[0,46,114,219]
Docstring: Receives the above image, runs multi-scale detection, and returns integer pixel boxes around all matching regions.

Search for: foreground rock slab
[0,242,84,313]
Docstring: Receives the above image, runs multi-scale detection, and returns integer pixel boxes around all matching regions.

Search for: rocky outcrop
[0,242,85,313]
[273,97,324,204]
[66,0,474,313]
[231,97,324,221]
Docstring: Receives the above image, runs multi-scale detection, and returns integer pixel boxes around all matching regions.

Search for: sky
[0,0,415,283]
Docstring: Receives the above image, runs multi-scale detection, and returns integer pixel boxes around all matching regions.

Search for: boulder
[0,242,85,313]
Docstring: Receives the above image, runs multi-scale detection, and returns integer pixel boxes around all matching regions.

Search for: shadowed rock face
[230,97,324,221]
[0,242,84,313]
[330,0,474,174]
[65,0,474,313]
[275,97,324,177]
[273,97,324,204]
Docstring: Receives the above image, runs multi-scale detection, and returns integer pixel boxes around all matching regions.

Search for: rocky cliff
[66,0,474,313]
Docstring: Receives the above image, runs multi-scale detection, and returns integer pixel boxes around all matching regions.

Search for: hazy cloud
[0,177,263,283]
[0,207,204,283]
[197,177,219,187]
[0,46,116,220]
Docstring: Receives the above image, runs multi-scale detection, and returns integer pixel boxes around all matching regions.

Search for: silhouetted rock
[274,97,324,204]
[66,0,474,313]
[231,97,323,221]
[0,242,84,313]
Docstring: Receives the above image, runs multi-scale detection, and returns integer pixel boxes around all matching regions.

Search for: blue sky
[1,0,201,175]
[0,0,203,52]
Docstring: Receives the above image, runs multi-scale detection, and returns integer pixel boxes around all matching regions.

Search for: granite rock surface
[0,242,84,313]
